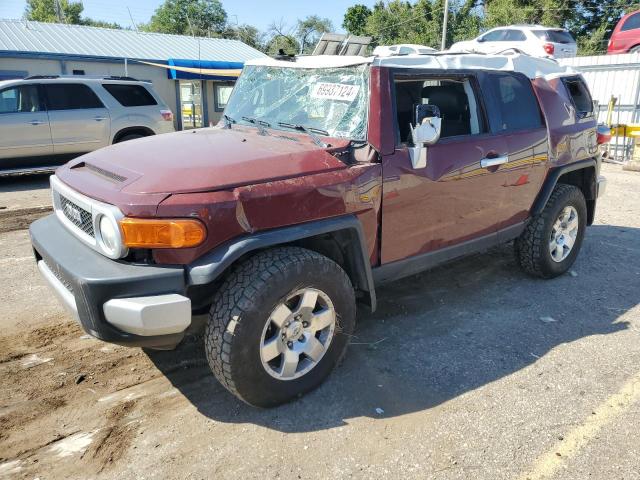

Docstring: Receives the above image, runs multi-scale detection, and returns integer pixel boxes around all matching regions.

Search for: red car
[608,9,640,54]
[31,53,608,407]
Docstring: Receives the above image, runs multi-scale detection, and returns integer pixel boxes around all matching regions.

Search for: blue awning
[166,59,244,80]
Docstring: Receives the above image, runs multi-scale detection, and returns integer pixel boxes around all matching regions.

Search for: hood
[56,126,349,203]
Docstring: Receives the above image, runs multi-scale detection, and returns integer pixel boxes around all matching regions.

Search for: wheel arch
[112,126,155,143]
[186,215,377,311]
[531,158,597,225]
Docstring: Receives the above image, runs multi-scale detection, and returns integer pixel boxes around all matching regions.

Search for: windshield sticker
[311,83,360,102]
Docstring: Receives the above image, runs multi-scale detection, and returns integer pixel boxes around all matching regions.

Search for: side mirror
[477,36,485,43]
[409,104,441,169]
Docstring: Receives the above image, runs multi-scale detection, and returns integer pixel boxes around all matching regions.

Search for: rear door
[43,83,110,155]
[482,72,549,227]
[0,84,53,168]
[532,29,577,58]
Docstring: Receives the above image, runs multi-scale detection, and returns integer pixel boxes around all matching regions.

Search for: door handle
[28,120,45,126]
[93,116,108,121]
[480,155,508,168]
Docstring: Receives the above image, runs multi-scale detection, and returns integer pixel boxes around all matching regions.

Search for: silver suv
[0,76,175,175]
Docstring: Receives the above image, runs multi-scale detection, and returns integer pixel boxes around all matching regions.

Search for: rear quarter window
[622,13,640,32]
[102,84,157,107]
[493,73,543,131]
[563,77,593,117]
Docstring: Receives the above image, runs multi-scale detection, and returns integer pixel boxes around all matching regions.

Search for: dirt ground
[1,163,640,479]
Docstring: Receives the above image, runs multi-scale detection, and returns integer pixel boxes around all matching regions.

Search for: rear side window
[493,73,542,131]
[533,29,574,44]
[564,77,593,117]
[44,84,104,110]
[622,13,640,32]
[0,85,42,113]
[504,30,526,41]
[103,84,157,107]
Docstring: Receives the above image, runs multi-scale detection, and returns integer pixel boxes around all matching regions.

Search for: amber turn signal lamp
[120,218,206,249]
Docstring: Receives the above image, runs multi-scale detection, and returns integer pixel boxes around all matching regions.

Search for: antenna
[127,7,139,33]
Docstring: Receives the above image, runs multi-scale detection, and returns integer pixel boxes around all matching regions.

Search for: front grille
[59,194,94,238]
[44,259,74,294]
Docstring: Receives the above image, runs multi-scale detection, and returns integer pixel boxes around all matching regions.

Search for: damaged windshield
[224,64,369,140]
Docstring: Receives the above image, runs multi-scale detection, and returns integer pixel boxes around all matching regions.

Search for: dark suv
[30,53,607,407]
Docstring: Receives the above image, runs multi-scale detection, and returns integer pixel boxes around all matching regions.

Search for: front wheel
[204,247,356,407]
[515,184,587,278]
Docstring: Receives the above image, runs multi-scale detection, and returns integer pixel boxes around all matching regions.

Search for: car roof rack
[102,76,141,81]
[24,75,59,80]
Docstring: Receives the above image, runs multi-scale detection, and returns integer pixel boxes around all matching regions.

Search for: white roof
[245,52,575,80]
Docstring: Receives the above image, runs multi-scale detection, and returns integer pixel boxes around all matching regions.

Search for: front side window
[622,13,640,31]
[0,85,41,113]
[393,76,485,143]
[103,84,157,107]
[564,77,593,117]
[493,73,542,131]
[481,29,506,42]
[44,84,104,110]
[224,64,369,140]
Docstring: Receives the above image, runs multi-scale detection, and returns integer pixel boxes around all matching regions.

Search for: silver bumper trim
[37,260,79,321]
[597,175,607,198]
[103,294,191,336]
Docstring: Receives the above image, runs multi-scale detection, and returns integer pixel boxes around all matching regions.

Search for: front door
[0,84,53,169]
[179,80,203,129]
[380,73,511,264]
[43,83,111,155]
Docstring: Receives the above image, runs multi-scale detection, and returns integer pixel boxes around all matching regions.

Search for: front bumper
[30,214,191,348]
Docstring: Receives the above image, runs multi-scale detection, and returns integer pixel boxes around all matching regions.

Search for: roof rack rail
[24,75,59,80]
[102,76,141,81]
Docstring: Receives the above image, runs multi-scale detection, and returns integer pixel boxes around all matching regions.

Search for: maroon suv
[30,53,607,407]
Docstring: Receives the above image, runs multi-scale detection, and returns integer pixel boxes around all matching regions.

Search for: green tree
[296,15,333,53]
[146,0,227,36]
[25,0,83,24]
[343,4,372,35]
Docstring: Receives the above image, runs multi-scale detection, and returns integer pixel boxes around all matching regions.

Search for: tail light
[160,109,173,121]
[596,124,612,145]
[543,43,555,55]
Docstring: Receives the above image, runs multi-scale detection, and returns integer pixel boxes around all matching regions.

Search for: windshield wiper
[222,114,236,129]
[277,122,329,148]
[242,116,271,135]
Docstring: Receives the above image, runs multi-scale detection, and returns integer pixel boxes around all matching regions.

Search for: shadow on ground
[146,223,639,432]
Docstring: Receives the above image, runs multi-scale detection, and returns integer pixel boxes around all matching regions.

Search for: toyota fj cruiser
[30,53,608,407]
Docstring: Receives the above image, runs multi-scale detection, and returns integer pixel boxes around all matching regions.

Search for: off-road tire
[204,247,356,407]
[515,183,587,278]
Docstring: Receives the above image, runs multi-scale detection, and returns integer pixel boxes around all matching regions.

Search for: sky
[0,0,378,33]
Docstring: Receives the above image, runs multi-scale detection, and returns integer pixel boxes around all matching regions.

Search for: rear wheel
[204,247,356,407]
[515,184,587,278]
[630,45,640,54]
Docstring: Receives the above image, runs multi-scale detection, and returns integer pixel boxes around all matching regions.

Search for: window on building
[102,84,157,107]
[564,77,593,117]
[0,85,41,113]
[44,84,104,110]
[72,69,85,75]
[493,73,542,131]
[622,13,640,32]
[214,84,234,112]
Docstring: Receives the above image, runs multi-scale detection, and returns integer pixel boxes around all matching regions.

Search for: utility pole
[54,0,63,23]
[440,0,450,51]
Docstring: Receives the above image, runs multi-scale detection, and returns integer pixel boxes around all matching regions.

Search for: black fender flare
[186,215,377,311]
[530,158,597,217]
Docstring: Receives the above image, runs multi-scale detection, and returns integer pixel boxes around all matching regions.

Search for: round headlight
[99,215,119,255]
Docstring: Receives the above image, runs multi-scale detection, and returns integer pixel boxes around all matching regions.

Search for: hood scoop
[71,162,128,183]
